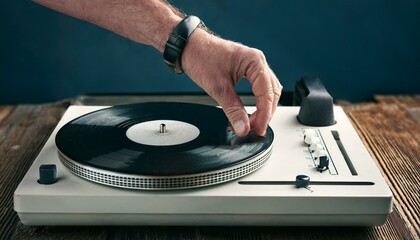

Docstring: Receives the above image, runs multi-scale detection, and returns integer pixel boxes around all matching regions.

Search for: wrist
[181,28,214,74]
[182,28,234,77]
[155,16,183,52]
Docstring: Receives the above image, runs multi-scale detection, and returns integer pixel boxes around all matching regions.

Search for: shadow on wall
[0,0,419,104]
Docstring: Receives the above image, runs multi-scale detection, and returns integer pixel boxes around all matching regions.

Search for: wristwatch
[163,15,204,74]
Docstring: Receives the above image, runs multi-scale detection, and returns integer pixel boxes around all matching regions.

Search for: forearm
[32,0,183,52]
[32,0,281,136]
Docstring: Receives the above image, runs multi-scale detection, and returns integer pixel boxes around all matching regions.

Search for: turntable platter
[55,102,273,190]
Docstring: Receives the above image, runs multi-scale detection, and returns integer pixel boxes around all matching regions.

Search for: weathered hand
[182,29,282,136]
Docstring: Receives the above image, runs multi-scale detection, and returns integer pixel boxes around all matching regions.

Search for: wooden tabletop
[0,95,419,240]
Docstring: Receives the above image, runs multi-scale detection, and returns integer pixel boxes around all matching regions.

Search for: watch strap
[163,16,203,74]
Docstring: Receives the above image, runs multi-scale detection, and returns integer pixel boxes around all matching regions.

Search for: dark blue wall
[1,0,419,104]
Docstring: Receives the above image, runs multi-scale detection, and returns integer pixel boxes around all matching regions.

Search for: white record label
[126,120,200,146]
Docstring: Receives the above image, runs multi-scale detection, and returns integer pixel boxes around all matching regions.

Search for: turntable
[14,78,392,226]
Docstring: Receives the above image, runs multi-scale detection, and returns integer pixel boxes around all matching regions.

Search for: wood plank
[343,96,420,240]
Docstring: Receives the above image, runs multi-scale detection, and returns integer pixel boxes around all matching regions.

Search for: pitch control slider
[331,130,358,176]
[238,181,373,186]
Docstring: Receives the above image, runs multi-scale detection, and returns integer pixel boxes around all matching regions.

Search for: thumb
[213,89,250,137]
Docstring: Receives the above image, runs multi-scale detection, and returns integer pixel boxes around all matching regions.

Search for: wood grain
[1,96,418,240]
[342,96,420,240]
[0,101,71,240]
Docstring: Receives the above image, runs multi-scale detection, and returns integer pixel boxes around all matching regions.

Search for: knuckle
[223,105,245,122]
[275,84,283,95]
[251,48,266,62]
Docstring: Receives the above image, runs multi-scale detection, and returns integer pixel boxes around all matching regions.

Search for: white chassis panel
[14,106,392,226]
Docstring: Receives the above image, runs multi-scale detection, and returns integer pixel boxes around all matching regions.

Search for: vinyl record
[56,102,274,189]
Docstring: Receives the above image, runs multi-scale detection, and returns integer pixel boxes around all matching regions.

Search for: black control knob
[38,164,57,185]
[295,175,310,188]
[317,156,330,172]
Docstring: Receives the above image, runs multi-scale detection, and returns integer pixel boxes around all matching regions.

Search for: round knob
[314,149,327,159]
[295,175,310,188]
[38,164,57,185]
[309,143,323,152]
[304,136,320,145]
[303,129,317,137]
[317,156,330,172]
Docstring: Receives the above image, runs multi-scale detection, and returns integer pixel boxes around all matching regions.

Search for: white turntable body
[14,105,392,226]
